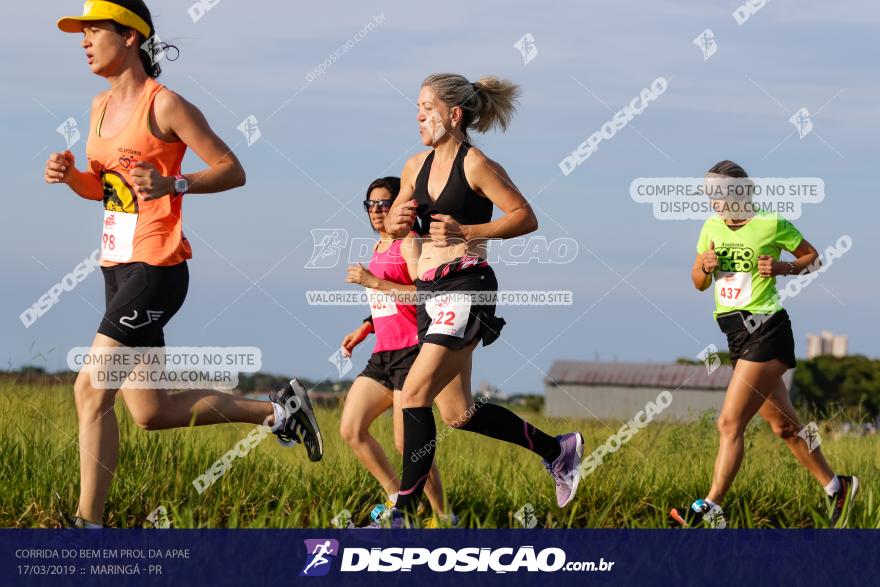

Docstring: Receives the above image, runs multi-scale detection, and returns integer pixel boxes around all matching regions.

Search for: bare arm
[365,276,417,294]
[385,154,426,238]
[758,238,820,277]
[44,92,105,200]
[346,250,418,294]
[458,149,538,241]
[131,90,246,198]
[429,149,538,246]
[692,240,718,291]
[692,252,713,291]
[44,149,104,201]
[400,231,422,282]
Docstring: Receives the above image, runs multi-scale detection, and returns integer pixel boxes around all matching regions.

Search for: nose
[417,111,426,123]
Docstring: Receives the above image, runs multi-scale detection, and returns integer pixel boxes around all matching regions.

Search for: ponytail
[108,0,179,78]
[422,73,520,142]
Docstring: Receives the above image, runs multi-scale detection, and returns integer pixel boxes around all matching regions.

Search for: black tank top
[412,143,493,236]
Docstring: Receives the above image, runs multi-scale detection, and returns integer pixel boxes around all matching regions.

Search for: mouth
[86,53,94,65]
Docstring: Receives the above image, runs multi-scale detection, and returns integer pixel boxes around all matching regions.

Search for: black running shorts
[416,264,505,350]
[358,345,419,391]
[98,262,189,347]
[717,309,796,369]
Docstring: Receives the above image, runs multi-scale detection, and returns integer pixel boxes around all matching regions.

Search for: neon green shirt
[696,211,803,318]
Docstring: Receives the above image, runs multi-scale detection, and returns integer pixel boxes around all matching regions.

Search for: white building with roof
[545,360,794,422]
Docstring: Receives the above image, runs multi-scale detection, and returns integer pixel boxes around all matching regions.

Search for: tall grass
[0,383,877,528]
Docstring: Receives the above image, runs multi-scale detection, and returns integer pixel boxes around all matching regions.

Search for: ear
[125,28,140,49]
[449,105,463,128]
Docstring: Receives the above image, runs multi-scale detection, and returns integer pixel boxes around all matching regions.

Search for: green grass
[1,383,877,528]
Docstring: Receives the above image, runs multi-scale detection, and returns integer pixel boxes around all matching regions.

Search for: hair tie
[142,37,180,62]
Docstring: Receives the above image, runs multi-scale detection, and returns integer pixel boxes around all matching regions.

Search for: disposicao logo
[300,539,340,577]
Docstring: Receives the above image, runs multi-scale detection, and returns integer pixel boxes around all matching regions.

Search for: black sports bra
[412,143,493,236]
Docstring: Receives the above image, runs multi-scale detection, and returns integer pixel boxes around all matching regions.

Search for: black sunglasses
[363,199,393,212]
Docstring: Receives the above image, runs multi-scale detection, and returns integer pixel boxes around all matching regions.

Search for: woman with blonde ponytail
[376,73,585,527]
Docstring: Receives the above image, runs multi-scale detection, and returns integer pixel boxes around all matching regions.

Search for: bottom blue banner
[1,529,875,586]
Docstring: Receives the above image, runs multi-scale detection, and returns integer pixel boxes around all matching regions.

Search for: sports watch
[173,174,189,196]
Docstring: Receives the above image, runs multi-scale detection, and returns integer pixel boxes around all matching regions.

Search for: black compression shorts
[98,261,188,347]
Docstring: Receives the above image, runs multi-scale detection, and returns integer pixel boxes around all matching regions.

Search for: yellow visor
[57,1,151,38]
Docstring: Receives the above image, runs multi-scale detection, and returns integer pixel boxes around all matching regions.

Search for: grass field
[1,382,877,529]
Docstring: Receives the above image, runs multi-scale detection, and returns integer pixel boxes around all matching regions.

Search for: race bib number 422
[425,293,470,338]
[716,271,752,307]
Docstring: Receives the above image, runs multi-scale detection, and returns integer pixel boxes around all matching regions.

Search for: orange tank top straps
[85,77,190,268]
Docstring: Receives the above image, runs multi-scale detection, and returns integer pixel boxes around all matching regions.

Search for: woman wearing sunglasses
[339,177,455,527]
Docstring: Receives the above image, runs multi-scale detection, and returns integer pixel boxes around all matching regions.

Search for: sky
[1,0,878,394]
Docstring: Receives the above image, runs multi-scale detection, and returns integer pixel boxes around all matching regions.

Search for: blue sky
[2,1,877,394]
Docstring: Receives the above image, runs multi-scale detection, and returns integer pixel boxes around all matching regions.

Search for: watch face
[175,178,188,193]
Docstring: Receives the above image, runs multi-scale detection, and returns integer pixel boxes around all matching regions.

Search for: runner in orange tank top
[46,0,324,529]
[88,76,190,267]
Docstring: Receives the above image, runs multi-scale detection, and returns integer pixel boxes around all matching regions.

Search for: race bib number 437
[716,271,752,307]
[425,293,470,338]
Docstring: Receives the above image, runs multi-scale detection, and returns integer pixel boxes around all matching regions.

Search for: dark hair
[365,176,401,201]
[107,0,178,78]
[365,177,401,233]
[707,160,748,178]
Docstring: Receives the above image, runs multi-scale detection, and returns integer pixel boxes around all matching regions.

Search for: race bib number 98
[716,272,752,307]
[425,293,471,338]
[101,210,137,263]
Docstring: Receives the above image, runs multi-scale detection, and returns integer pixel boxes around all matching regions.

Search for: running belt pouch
[717,310,780,336]
[717,311,751,335]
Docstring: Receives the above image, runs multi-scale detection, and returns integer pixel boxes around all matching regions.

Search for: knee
[339,421,366,446]
[401,383,431,408]
[716,414,744,439]
[768,419,799,440]
[74,374,115,416]
[440,409,468,429]
[130,408,164,431]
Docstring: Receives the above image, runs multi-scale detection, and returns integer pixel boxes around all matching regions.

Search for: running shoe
[361,506,408,529]
[828,475,859,528]
[54,492,101,528]
[669,499,727,528]
[543,432,585,507]
[269,379,323,462]
[424,513,459,529]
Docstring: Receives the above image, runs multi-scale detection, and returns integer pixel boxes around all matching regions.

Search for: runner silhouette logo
[300,539,339,576]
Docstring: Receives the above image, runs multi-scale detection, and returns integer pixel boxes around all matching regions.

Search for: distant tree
[793,356,880,418]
